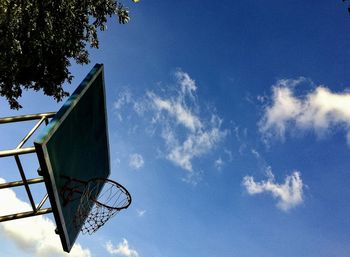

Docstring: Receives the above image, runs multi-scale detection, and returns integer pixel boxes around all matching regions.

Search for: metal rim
[86,177,132,210]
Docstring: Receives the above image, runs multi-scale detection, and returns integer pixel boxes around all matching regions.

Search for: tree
[344,0,350,14]
[0,0,138,109]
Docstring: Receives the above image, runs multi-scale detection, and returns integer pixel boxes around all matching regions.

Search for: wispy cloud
[136,209,146,217]
[242,170,304,211]
[0,178,91,257]
[163,121,225,172]
[112,70,227,174]
[224,149,233,162]
[214,157,224,170]
[129,153,144,170]
[105,239,139,257]
[113,90,133,121]
[181,170,203,186]
[148,71,227,172]
[114,90,132,110]
[149,92,202,132]
[251,149,261,159]
[175,69,197,98]
[113,90,147,121]
[259,78,350,144]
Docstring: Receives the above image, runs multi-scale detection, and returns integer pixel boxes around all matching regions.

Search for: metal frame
[0,112,56,222]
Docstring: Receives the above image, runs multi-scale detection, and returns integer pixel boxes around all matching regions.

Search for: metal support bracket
[0,208,53,222]
[0,112,56,222]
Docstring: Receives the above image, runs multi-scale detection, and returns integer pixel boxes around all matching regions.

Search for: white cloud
[113,90,148,120]
[113,90,133,121]
[242,171,303,211]
[181,170,203,186]
[214,157,224,170]
[257,95,267,103]
[0,178,91,257]
[114,90,132,110]
[175,69,197,98]
[149,92,202,132]
[259,79,350,144]
[105,239,139,257]
[136,209,146,217]
[147,71,226,172]
[166,125,225,172]
[251,149,260,159]
[224,149,233,162]
[129,154,144,170]
[113,70,227,174]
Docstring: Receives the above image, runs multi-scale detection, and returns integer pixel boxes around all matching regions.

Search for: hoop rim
[86,177,132,210]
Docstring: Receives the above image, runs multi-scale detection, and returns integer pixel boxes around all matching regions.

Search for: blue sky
[1,1,350,257]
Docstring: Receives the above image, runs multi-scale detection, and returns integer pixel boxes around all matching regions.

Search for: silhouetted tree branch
[0,0,138,109]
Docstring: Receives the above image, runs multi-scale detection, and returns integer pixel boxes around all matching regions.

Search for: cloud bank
[242,170,303,211]
[105,239,139,257]
[259,78,350,144]
[0,178,91,257]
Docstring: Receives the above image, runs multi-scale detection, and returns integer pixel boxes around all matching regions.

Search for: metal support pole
[0,147,36,158]
[0,208,52,222]
[16,116,46,149]
[36,194,49,211]
[0,112,56,124]
[0,177,44,189]
[14,155,37,212]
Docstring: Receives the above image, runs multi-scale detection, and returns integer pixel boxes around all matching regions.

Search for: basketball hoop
[0,65,132,253]
[73,178,132,234]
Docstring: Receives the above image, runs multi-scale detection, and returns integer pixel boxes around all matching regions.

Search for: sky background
[1,1,350,257]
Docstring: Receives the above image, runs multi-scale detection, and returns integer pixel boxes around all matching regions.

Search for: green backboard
[34,64,110,252]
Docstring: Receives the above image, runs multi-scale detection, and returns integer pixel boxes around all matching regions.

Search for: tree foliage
[345,0,350,13]
[0,0,137,109]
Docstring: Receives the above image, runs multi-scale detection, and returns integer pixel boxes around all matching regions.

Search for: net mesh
[74,178,131,234]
